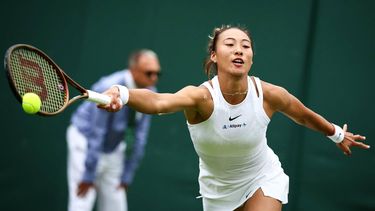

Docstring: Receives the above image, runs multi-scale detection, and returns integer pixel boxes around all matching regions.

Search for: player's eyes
[225,43,234,47]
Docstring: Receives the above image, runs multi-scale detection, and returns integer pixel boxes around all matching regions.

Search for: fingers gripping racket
[4,44,112,116]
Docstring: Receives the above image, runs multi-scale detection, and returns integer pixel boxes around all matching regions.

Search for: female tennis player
[100,25,369,211]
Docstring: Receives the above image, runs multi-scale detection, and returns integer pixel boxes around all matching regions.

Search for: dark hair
[203,24,254,78]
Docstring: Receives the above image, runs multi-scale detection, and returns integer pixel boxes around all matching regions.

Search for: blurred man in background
[66,49,161,211]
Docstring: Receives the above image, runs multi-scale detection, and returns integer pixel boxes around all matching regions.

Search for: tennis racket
[4,44,113,116]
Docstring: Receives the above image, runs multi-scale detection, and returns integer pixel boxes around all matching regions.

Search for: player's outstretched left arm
[262,81,369,156]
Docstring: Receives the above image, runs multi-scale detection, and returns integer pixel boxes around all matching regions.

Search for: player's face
[133,54,161,87]
[211,28,253,77]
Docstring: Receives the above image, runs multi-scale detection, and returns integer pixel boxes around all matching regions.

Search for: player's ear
[210,51,217,63]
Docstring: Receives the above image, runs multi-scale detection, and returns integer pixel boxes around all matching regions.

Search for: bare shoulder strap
[251,76,264,103]
[200,80,216,102]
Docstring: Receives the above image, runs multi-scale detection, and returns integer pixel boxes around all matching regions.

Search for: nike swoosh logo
[229,114,241,121]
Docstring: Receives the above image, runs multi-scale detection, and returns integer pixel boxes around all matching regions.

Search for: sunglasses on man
[144,71,161,78]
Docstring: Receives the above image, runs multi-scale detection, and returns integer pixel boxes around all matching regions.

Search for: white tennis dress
[187,76,289,210]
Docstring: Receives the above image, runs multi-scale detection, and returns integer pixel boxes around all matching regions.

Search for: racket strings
[8,49,67,113]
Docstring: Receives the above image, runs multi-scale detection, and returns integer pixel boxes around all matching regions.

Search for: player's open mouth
[232,58,244,65]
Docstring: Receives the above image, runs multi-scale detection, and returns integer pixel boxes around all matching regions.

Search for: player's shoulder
[257,79,287,96]
[259,79,290,109]
[179,84,209,94]
[178,83,212,102]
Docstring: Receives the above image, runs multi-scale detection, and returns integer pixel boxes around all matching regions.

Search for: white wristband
[112,85,129,105]
[327,124,345,143]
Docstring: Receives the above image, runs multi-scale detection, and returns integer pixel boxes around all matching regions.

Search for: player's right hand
[98,86,123,112]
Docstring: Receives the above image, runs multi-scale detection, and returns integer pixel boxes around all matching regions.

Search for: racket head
[4,44,69,116]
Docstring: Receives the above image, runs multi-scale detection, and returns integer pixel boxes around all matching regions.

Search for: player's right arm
[130,86,203,114]
[102,85,207,115]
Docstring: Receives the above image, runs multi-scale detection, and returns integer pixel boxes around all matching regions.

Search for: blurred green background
[1,0,374,210]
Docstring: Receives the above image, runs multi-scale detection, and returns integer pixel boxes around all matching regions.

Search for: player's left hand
[336,124,369,156]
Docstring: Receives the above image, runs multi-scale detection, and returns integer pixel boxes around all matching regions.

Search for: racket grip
[87,90,122,105]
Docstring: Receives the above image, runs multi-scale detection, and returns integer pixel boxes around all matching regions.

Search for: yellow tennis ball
[22,93,42,114]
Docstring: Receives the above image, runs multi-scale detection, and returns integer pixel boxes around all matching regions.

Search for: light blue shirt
[70,69,155,184]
